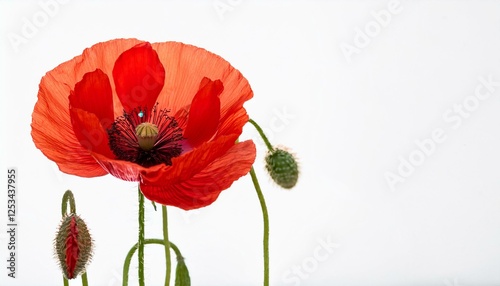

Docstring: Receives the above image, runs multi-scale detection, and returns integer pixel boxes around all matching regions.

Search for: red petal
[90,152,144,182]
[85,123,240,184]
[141,134,239,185]
[183,78,223,147]
[70,108,115,158]
[32,39,145,178]
[140,140,256,210]
[69,69,114,129]
[32,82,107,177]
[65,216,79,279]
[151,42,253,138]
[112,42,165,113]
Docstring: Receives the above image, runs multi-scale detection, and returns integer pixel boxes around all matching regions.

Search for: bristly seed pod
[265,147,299,189]
[54,214,93,279]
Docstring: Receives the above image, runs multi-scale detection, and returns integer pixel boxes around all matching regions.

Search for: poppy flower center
[135,122,159,151]
[107,105,183,167]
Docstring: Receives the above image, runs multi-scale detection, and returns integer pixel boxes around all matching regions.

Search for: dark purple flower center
[107,104,183,167]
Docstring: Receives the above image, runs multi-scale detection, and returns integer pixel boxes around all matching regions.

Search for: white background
[1,0,500,285]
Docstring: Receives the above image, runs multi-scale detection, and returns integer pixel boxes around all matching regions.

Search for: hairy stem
[250,167,270,286]
[248,119,274,151]
[138,187,145,286]
[162,205,171,286]
[123,239,181,286]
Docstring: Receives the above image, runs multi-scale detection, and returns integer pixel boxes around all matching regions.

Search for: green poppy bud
[175,256,191,286]
[54,214,93,279]
[265,147,299,189]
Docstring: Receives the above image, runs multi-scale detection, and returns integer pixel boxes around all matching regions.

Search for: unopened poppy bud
[135,122,159,151]
[55,214,93,279]
[175,256,191,286]
[265,147,299,189]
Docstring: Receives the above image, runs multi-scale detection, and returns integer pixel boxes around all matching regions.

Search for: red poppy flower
[31,38,256,210]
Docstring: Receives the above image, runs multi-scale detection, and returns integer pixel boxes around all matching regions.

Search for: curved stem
[61,190,76,216]
[162,205,171,286]
[249,167,270,286]
[138,187,145,286]
[81,272,88,286]
[169,242,182,259]
[248,119,274,152]
[61,190,76,286]
[123,239,180,286]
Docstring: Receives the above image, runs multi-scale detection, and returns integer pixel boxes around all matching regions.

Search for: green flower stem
[249,167,270,286]
[248,119,274,152]
[138,188,145,286]
[169,242,182,258]
[61,190,76,216]
[123,239,181,286]
[81,272,88,286]
[63,277,69,286]
[162,205,171,286]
